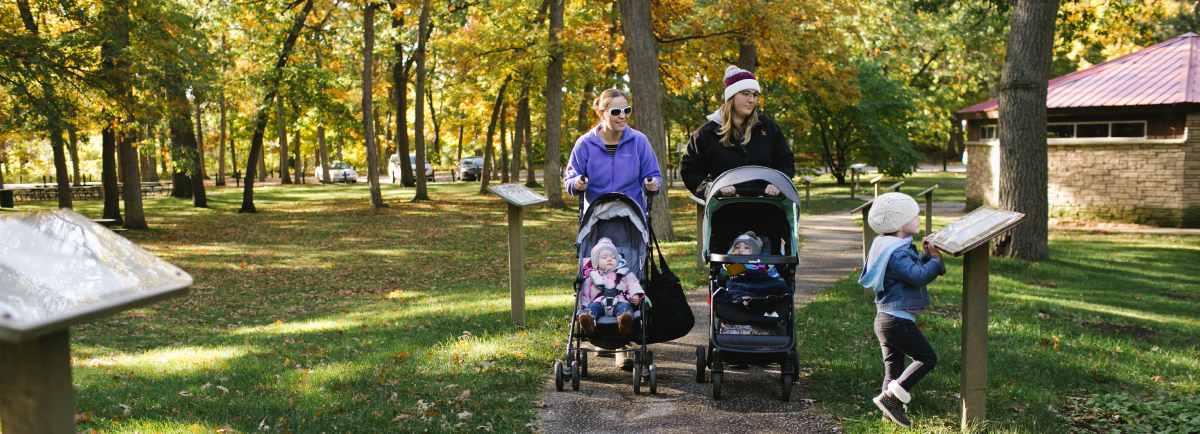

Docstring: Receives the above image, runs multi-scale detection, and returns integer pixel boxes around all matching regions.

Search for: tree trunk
[737,38,757,74]
[102,125,122,221]
[196,100,207,180]
[277,96,291,184]
[337,134,344,161]
[240,0,315,213]
[575,83,593,136]
[391,6,416,188]
[992,0,1057,261]
[499,98,509,183]
[480,76,512,194]
[169,105,207,207]
[218,93,227,186]
[524,106,537,187]
[51,128,72,209]
[318,125,330,183]
[456,124,464,172]
[617,0,674,239]
[428,88,441,163]
[541,0,566,207]
[117,124,147,228]
[363,3,386,207]
[230,137,237,183]
[67,125,82,186]
[159,129,168,180]
[293,127,303,184]
[512,81,529,184]
[413,0,432,200]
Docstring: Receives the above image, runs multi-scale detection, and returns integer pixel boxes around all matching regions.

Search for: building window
[979,125,997,140]
[1046,121,1146,139]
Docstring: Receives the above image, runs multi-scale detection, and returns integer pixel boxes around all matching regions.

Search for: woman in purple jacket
[563,89,662,213]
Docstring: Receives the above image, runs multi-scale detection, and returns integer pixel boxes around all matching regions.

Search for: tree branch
[655,29,742,45]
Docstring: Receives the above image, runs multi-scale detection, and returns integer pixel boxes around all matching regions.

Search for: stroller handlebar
[708,254,799,265]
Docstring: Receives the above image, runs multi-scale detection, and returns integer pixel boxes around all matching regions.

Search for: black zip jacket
[681,115,795,197]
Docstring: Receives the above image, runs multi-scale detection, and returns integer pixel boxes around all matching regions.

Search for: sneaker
[579,313,595,334]
[873,391,911,428]
[614,346,634,370]
[617,312,633,335]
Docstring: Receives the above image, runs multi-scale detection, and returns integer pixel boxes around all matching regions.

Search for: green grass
[5,182,707,433]
[795,229,1200,433]
[799,171,966,204]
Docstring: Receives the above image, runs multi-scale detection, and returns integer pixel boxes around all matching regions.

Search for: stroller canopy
[576,193,650,281]
[702,167,801,260]
[704,165,803,205]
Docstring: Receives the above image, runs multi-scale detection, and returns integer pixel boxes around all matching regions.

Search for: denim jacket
[866,240,945,312]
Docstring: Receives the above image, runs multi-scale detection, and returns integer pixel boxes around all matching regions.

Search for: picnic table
[9,183,169,202]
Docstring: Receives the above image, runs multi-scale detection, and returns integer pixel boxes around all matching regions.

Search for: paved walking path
[535,208,897,433]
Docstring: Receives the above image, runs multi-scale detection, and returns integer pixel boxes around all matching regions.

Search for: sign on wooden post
[917,184,939,236]
[800,176,816,212]
[0,210,192,434]
[927,206,1026,430]
[688,195,706,272]
[487,183,548,326]
[869,175,884,197]
[885,181,904,194]
[849,199,876,297]
[849,164,866,199]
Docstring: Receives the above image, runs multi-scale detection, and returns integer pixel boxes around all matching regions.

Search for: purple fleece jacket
[564,124,662,212]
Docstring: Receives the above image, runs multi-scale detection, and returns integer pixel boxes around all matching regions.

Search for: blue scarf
[857,236,912,293]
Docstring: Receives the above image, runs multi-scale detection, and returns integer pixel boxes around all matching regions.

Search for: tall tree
[499,96,508,183]
[240,0,316,213]
[13,0,71,209]
[480,76,511,193]
[511,80,528,184]
[217,34,228,187]
[390,1,416,187]
[277,95,292,184]
[67,125,81,186]
[617,0,673,239]
[363,3,386,207]
[108,0,147,227]
[993,0,1058,261]
[412,0,432,200]
[542,0,565,208]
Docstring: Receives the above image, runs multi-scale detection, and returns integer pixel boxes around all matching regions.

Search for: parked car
[389,154,434,182]
[316,160,357,183]
[458,157,483,181]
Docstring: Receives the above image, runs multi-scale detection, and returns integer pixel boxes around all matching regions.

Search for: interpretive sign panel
[488,183,547,207]
[929,206,1026,256]
[0,210,192,343]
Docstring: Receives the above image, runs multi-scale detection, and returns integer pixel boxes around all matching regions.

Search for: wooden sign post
[885,181,904,194]
[869,175,884,197]
[849,199,876,297]
[849,163,866,199]
[927,206,1026,430]
[487,183,548,327]
[0,210,192,434]
[800,176,816,212]
[917,184,939,236]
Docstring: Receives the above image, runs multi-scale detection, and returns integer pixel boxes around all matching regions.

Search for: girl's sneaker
[873,391,910,428]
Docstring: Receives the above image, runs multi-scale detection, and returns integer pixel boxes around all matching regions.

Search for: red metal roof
[958,32,1200,114]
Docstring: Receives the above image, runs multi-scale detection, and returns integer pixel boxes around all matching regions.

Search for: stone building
[957,32,1200,227]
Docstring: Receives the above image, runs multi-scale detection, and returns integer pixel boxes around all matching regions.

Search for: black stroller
[693,166,801,401]
[554,192,659,394]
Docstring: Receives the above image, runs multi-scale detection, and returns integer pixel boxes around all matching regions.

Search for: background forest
[1,0,1196,214]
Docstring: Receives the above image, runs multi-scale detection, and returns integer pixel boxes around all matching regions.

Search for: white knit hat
[723,66,761,101]
[868,192,920,235]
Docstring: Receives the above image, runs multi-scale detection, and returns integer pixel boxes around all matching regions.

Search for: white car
[389,154,434,183]
[316,161,358,183]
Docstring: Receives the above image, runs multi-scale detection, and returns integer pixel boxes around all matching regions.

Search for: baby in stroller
[577,238,645,335]
[712,231,791,319]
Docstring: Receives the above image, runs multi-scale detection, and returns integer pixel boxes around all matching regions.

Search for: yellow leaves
[274,320,283,325]
[387,290,403,299]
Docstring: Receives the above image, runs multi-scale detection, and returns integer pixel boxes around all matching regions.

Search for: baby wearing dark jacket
[858,193,946,428]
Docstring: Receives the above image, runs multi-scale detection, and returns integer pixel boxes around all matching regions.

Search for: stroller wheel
[712,372,723,400]
[780,374,793,402]
[645,350,654,366]
[632,365,642,394]
[554,361,564,391]
[576,359,585,393]
[579,351,588,377]
[695,346,706,383]
[570,360,581,391]
[648,364,658,395]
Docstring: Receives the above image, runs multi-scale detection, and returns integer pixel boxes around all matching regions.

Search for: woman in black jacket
[681,66,795,197]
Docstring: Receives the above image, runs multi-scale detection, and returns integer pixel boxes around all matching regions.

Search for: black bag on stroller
[644,225,695,345]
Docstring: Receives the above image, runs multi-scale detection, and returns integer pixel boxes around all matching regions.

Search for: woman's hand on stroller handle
[573,176,588,191]
[643,177,659,192]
